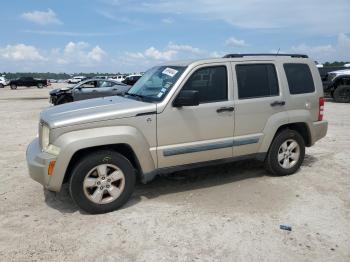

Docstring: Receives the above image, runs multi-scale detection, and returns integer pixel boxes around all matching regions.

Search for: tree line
[0,72,135,80]
[2,61,349,80]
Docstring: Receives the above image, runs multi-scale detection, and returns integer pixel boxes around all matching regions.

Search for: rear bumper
[311,121,328,145]
[26,138,58,191]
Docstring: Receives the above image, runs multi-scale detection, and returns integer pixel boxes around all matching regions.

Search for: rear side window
[183,66,228,103]
[236,64,279,99]
[284,63,315,94]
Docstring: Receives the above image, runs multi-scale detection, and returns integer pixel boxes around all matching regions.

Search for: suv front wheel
[69,150,136,214]
[265,129,305,176]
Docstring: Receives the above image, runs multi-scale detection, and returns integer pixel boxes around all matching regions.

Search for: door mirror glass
[173,90,199,107]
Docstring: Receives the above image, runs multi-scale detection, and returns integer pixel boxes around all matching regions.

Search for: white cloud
[124,42,204,68]
[21,9,62,25]
[225,37,247,48]
[87,46,106,62]
[0,44,45,61]
[57,42,107,65]
[209,51,224,58]
[290,33,350,62]
[144,47,177,60]
[0,42,108,72]
[167,42,202,54]
[137,0,350,34]
[162,18,174,24]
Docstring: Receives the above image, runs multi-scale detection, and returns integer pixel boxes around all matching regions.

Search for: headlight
[40,123,60,155]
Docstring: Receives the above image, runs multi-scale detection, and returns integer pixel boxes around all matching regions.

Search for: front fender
[48,126,155,191]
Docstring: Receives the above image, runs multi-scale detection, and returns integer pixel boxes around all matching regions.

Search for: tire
[56,95,73,105]
[333,85,350,103]
[265,129,305,176]
[37,83,44,89]
[69,150,136,214]
[0,84,3,88]
[10,84,17,90]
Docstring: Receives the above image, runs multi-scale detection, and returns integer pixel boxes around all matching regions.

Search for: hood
[50,86,73,95]
[329,69,350,75]
[41,96,156,129]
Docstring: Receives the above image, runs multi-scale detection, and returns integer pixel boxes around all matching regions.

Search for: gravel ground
[0,84,349,261]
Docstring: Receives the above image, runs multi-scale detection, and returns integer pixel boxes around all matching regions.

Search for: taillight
[318,97,324,121]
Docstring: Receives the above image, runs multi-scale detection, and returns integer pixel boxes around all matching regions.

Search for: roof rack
[223,53,308,58]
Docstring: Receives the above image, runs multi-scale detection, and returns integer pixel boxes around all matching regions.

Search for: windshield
[126,66,186,102]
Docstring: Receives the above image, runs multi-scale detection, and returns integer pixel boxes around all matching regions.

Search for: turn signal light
[48,160,56,176]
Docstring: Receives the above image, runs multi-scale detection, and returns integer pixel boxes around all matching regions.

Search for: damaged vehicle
[50,79,131,105]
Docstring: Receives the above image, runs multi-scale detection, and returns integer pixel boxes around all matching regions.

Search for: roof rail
[223,53,308,58]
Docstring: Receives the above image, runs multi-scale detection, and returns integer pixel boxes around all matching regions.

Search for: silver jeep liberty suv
[26,54,328,214]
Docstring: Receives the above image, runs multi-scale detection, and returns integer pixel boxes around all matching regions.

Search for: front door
[73,80,99,100]
[157,63,235,168]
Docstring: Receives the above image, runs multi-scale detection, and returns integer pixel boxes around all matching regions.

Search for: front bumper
[26,138,58,191]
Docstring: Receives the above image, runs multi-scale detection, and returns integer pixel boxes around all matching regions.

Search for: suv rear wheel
[69,150,136,214]
[37,83,44,89]
[333,85,350,103]
[265,129,305,176]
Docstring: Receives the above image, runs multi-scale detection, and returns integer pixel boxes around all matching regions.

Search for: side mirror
[173,90,199,107]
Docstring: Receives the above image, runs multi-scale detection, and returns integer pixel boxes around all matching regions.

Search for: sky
[0,0,350,73]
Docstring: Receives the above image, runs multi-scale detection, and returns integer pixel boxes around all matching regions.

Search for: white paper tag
[162,67,178,77]
[157,92,163,98]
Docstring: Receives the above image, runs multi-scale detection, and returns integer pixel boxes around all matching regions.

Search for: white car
[109,75,126,82]
[67,76,86,84]
[0,76,9,88]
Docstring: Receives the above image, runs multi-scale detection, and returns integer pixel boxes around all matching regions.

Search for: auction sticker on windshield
[162,67,178,77]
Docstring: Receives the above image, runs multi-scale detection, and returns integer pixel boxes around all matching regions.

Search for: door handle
[92,90,97,92]
[216,106,235,113]
[270,101,285,107]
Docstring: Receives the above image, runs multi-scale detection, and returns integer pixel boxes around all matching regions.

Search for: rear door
[96,81,118,97]
[231,61,287,157]
[282,62,319,122]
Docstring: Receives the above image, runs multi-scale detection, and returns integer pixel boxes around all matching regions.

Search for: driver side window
[80,81,97,88]
[182,66,228,103]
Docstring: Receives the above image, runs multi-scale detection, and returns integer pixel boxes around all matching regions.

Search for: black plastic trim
[223,54,308,59]
[135,111,157,117]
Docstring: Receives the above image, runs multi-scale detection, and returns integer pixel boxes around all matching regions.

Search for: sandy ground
[0,84,349,262]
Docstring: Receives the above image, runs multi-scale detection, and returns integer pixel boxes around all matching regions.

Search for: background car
[122,74,142,86]
[0,75,9,88]
[50,79,131,105]
[8,77,48,89]
[323,69,350,102]
[109,75,126,82]
[67,76,86,84]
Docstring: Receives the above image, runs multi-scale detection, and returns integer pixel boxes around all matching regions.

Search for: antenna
[276,48,280,56]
